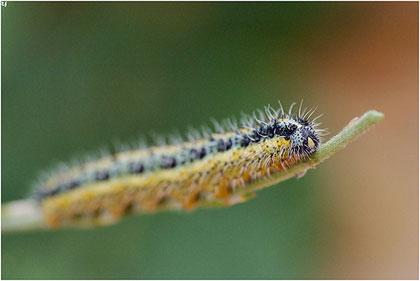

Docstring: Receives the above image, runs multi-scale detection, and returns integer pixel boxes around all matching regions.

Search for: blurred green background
[2,2,418,279]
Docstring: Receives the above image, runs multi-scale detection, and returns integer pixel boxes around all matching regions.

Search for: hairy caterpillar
[34,102,326,228]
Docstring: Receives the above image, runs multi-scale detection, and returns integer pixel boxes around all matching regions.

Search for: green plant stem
[1,110,384,233]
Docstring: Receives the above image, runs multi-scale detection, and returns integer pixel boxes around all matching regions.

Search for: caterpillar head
[289,118,320,157]
[244,102,325,158]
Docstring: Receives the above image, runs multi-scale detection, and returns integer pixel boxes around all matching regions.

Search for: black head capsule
[289,123,320,156]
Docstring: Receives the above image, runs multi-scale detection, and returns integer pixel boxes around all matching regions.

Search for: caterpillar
[34,101,326,228]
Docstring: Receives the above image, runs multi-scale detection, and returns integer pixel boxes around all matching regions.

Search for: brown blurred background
[308,4,418,278]
[2,2,418,279]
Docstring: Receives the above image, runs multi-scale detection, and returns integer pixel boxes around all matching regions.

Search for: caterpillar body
[35,102,325,228]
